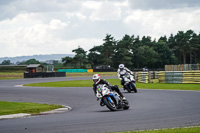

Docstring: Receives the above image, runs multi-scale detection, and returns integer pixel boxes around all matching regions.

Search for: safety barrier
[137,72,149,83]
[58,69,87,73]
[165,64,199,71]
[166,71,182,83]
[24,72,66,78]
[87,69,93,72]
[58,69,94,73]
[158,71,200,83]
[158,71,165,83]
[182,71,200,83]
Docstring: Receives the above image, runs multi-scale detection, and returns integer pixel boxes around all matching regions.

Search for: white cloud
[128,0,200,10]
[124,7,200,39]
[88,1,122,21]
[0,12,102,57]
[49,19,69,30]
[82,1,101,9]
[0,0,200,58]
[66,12,86,21]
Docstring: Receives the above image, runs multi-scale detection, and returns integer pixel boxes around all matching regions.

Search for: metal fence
[165,64,200,71]
[134,72,150,83]
[134,71,200,84]
[158,71,200,84]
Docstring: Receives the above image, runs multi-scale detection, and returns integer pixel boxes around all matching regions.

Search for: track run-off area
[0,77,200,133]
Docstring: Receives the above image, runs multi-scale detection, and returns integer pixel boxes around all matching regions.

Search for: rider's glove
[119,78,122,80]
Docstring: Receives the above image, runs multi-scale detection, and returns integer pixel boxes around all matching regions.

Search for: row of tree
[62,30,200,69]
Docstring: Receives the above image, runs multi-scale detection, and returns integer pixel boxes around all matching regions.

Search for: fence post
[153,71,156,79]
[133,72,138,82]
[148,71,151,83]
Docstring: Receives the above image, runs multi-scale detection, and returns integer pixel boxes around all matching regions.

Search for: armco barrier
[182,71,200,83]
[165,71,182,83]
[158,71,165,83]
[87,69,93,72]
[137,72,149,83]
[58,69,95,73]
[93,69,114,72]
[165,64,199,71]
[58,69,87,73]
[158,71,200,83]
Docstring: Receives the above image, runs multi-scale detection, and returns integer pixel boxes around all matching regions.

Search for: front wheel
[123,100,130,110]
[124,85,131,93]
[130,82,137,93]
[103,96,118,111]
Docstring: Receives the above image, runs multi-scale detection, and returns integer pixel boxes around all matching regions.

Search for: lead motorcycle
[123,72,137,93]
[96,84,129,111]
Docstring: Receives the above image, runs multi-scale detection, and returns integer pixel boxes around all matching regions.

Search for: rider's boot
[122,97,127,102]
[118,91,127,101]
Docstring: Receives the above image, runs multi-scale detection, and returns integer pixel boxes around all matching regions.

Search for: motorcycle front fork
[100,99,105,106]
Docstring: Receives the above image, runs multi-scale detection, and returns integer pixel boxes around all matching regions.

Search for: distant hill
[0,54,74,64]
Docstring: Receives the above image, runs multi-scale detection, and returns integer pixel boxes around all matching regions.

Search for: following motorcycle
[123,72,137,93]
[96,84,129,111]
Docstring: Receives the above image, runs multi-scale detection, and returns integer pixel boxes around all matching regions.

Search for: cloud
[0,0,200,58]
[85,1,122,21]
[49,19,69,30]
[0,11,102,57]
[123,7,200,39]
[128,0,200,10]
[0,0,82,20]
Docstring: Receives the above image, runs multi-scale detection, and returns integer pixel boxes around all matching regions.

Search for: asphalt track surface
[0,77,200,133]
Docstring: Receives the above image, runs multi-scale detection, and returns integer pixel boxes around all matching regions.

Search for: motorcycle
[123,72,137,93]
[96,84,129,111]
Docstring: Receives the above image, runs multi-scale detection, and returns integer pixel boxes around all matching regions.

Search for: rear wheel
[103,96,118,111]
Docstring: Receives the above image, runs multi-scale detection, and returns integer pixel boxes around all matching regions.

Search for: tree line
[1,29,199,70]
[62,29,200,70]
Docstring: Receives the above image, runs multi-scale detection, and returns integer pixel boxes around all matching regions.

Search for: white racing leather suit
[117,67,134,86]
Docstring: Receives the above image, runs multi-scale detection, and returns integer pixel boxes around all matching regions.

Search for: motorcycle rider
[117,64,135,90]
[92,74,126,100]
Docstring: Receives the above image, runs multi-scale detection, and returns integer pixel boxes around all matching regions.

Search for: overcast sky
[0,0,200,57]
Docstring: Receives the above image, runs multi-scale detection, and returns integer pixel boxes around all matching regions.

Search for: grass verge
[0,72,116,80]
[24,78,200,91]
[0,101,63,116]
[0,72,23,80]
[110,126,200,133]
[65,72,116,77]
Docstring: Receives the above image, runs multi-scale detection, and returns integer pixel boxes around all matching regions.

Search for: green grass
[0,72,23,80]
[0,72,116,80]
[0,101,63,116]
[65,72,116,77]
[24,78,200,91]
[111,126,200,133]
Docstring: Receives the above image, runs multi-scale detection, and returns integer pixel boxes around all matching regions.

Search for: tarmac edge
[0,105,71,120]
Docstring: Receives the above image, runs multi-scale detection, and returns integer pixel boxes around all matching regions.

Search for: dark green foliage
[19,58,40,65]
[62,46,88,68]
[62,30,200,69]
[1,60,11,65]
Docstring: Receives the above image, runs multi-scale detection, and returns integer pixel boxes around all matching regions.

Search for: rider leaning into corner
[92,74,126,100]
[117,64,135,90]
